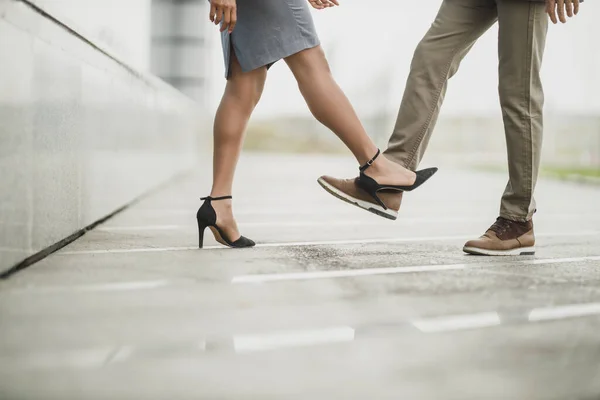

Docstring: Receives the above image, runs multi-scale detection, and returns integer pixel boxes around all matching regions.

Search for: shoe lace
[489,217,513,236]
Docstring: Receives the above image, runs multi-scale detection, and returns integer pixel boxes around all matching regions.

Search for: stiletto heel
[196,196,255,249]
[356,149,438,210]
[197,220,207,249]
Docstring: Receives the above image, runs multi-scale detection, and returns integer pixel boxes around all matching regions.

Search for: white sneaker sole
[463,246,535,256]
[317,177,398,221]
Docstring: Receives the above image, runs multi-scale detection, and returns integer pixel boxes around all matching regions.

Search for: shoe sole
[317,178,398,221]
[463,246,535,256]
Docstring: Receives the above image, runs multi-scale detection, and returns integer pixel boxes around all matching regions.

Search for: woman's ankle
[370,155,401,172]
[209,190,233,200]
[356,146,380,166]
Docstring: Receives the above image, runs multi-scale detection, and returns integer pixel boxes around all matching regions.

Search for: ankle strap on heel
[201,195,232,201]
[359,149,381,172]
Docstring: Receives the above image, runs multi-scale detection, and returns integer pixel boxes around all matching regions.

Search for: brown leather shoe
[317,175,402,220]
[463,217,535,256]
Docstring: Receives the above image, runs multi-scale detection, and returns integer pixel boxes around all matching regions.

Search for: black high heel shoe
[356,149,438,210]
[196,196,255,249]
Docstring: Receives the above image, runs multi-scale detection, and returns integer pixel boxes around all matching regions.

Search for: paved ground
[1,154,600,400]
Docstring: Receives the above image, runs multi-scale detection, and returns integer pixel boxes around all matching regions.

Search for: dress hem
[225,38,321,79]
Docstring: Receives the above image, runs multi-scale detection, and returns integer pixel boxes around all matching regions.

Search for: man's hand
[308,0,339,10]
[209,0,236,33]
[546,0,580,24]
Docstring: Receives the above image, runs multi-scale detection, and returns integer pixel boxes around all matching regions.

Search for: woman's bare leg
[284,46,416,186]
[210,54,267,241]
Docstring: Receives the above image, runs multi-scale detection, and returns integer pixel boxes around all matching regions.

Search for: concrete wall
[24,0,153,70]
[0,0,203,274]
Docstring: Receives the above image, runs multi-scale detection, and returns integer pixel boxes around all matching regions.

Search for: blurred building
[150,0,209,102]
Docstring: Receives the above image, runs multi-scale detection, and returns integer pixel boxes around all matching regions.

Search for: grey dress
[217,0,320,78]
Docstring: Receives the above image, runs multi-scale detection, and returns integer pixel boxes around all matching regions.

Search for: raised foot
[317,176,401,220]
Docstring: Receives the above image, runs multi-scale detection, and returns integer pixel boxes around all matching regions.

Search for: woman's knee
[226,51,266,103]
[227,68,267,108]
[285,45,330,76]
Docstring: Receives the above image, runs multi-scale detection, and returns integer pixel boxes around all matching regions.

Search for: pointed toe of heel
[410,167,439,191]
[418,167,438,177]
[233,236,256,248]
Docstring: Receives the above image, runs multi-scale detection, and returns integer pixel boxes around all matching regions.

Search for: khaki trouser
[384,0,548,222]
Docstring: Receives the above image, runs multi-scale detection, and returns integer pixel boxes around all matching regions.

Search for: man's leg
[318,0,498,220]
[462,0,547,256]
[497,0,548,222]
[385,0,498,170]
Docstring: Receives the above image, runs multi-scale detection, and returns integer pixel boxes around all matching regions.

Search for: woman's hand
[546,0,580,24]
[209,0,237,33]
[308,0,339,10]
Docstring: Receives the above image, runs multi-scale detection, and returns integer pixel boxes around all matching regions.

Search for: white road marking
[5,348,113,369]
[233,326,355,353]
[132,208,368,216]
[105,346,134,364]
[94,215,600,233]
[129,209,600,218]
[412,312,502,333]
[6,280,170,294]
[96,216,494,232]
[97,225,182,232]
[58,231,600,255]
[73,281,170,291]
[62,236,475,254]
[528,302,600,322]
[7,304,600,366]
[61,246,198,255]
[12,256,599,293]
[529,256,600,264]
[232,263,468,284]
[470,268,570,283]
[96,221,397,232]
[232,255,600,284]
[253,236,474,248]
